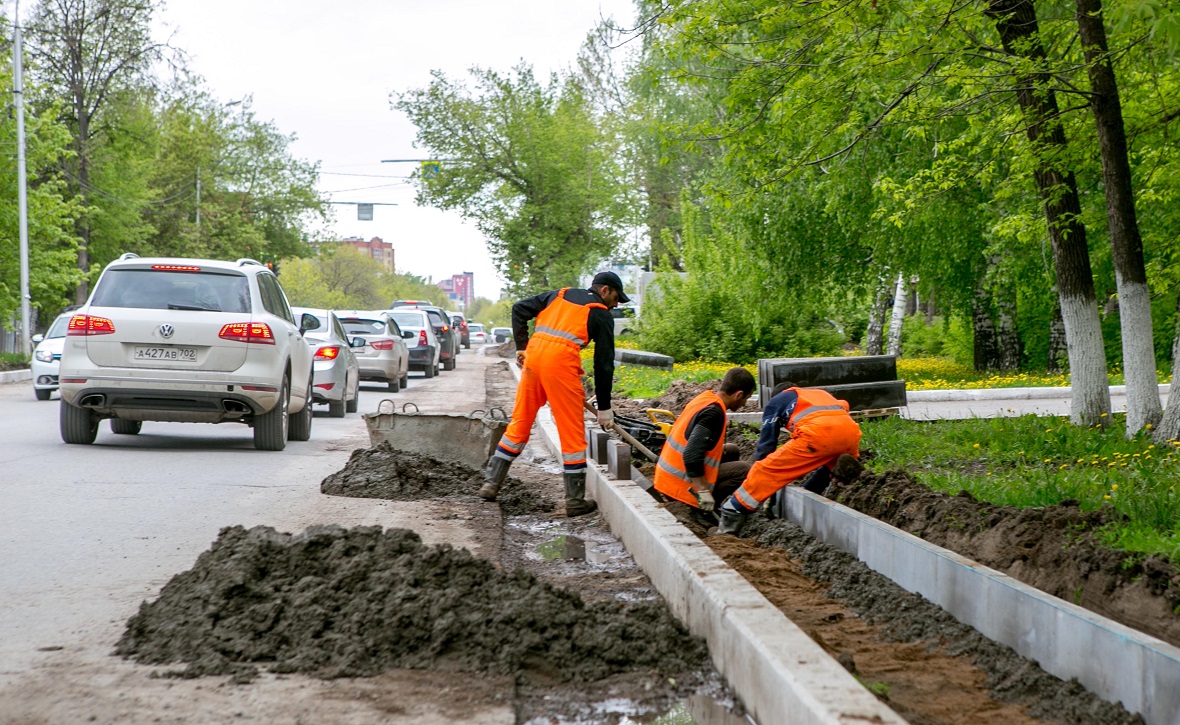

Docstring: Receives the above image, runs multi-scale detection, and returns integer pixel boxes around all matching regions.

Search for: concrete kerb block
[782,486,1180,725]
[607,440,631,480]
[586,428,609,465]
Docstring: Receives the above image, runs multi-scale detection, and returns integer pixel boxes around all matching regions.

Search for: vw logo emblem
[159,324,175,339]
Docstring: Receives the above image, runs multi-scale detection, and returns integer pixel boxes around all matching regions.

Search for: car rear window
[91,269,251,313]
[426,310,446,327]
[469,324,484,332]
[341,318,386,335]
[46,316,70,338]
[391,312,425,328]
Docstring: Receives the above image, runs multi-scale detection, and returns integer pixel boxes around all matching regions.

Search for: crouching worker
[479,271,629,517]
[653,368,756,514]
[716,383,864,535]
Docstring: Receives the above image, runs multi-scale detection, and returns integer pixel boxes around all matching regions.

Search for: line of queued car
[27,253,494,450]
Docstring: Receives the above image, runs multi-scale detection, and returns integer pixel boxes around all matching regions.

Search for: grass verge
[860,414,1180,562]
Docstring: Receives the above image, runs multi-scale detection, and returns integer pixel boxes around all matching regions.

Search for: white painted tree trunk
[1060,292,1111,426]
[886,273,907,357]
[864,279,890,356]
[1153,291,1180,445]
[1117,280,1162,436]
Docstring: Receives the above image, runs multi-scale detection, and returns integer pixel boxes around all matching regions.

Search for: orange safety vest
[785,387,851,432]
[653,390,726,507]
[531,288,606,350]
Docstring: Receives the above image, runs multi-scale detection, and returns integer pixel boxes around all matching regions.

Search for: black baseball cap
[591,271,630,303]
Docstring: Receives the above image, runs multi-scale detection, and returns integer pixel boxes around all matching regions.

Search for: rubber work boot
[564,471,598,517]
[479,456,511,501]
[714,508,746,536]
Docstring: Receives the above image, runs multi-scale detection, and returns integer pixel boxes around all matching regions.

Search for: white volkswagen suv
[58,254,315,450]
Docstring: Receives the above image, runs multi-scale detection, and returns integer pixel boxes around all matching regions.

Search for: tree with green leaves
[395,65,629,295]
[25,0,168,303]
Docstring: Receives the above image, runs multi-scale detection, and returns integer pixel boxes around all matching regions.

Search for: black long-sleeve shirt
[512,287,615,411]
[682,403,726,478]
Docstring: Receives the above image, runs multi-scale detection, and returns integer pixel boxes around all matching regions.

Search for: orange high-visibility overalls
[653,390,727,508]
[728,387,861,511]
[493,289,606,472]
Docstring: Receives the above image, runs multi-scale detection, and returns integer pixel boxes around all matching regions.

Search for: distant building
[316,236,395,272]
[438,272,474,309]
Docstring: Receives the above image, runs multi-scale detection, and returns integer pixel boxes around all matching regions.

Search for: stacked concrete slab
[757,355,906,411]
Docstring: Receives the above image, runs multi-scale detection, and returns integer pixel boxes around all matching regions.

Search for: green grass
[0,352,29,371]
[860,414,1180,561]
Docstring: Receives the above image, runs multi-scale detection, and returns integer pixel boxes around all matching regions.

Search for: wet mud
[835,471,1180,648]
[320,442,555,516]
[117,525,708,687]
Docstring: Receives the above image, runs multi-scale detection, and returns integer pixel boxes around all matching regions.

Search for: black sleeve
[682,404,725,478]
[512,290,558,352]
[588,307,615,411]
[755,390,798,461]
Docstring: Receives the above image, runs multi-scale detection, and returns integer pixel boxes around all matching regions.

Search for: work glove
[597,409,615,430]
[691,488,715,512]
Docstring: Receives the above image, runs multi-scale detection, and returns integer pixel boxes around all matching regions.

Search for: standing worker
[716,383,863,535]
[652,368,756,513]
[479,271,630,516]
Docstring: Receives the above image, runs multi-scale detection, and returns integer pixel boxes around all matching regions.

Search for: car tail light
[442,325,450,332]
[314,382,336,390]
[370,338,395,351]
[461,321,468,329]
[418,330,428,346]
[314,346,341,360]
[151,264,201,272]
[67,315,116,336]
[218,322,275,345]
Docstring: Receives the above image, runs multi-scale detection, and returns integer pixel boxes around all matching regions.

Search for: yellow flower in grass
[1111,484,1119,491]
[973,443,981,449]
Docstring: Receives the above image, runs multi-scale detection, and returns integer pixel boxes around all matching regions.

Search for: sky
[150,0,637,302]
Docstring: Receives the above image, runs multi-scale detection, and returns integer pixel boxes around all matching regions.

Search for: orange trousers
[493,338,588,471]
[729,414,861,511]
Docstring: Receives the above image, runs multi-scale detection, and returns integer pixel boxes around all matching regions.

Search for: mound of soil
[117,525,708,684]
[730,517,1141,725]
[320,443,554,516]
[836,471,1180,648]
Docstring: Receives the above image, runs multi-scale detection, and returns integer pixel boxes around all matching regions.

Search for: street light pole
[14,0,31,356]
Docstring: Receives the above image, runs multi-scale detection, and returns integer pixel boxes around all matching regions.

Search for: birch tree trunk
[986,0,1110,426]
[1153,290,1180,444]
[1076,0,1161,435]
[864,278,890,356]
[886,273,908,357]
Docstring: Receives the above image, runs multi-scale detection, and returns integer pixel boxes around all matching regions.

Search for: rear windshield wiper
[167,303,220,311]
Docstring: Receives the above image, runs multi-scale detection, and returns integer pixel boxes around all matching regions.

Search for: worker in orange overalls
[479,271,628,516]
[653,367,757,513]
[715,384,863,535]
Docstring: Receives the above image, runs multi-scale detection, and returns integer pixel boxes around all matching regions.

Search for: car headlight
[35,349,54,362]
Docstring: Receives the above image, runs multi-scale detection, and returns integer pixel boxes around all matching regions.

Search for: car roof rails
[236,258,264,267]
[117,252,140,261]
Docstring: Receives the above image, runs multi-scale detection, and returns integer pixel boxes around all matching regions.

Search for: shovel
[583,398,660,463]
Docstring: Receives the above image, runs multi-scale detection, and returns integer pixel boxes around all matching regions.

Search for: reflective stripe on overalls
[494,288,606,471]
[653,390,726,508]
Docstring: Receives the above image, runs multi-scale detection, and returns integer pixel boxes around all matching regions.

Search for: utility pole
[14,0,31,356]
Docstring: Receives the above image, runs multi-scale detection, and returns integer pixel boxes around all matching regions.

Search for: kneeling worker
[716,382,863,534]
[653,367,757,512]
[479,271,629,517]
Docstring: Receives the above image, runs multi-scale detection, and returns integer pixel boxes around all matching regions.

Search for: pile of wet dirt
[725,516,1142,725]
[320,443,554,516]
[117,525,709,685]
[609,377,763,419]
[835,471,1180,648]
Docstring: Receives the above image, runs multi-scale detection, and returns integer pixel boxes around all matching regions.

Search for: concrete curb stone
[0,369,32,384]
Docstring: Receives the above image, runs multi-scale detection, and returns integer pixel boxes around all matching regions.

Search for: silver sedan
[336,311,411,392]
[291,307,361,417]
